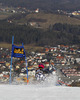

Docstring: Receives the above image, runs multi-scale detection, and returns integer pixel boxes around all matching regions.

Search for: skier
[35,64,45,81]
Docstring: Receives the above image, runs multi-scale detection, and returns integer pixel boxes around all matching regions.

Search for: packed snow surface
[0,85,80,100]
[0,73,80,100]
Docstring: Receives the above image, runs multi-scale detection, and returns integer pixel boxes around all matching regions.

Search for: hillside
[8,12,80,29]
[0,11,80,46]
[25,12,80,29]
[0,20,80,46]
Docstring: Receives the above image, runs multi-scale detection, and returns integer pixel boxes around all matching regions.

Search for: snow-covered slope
[0,73,80,100]
[0,85,80,100]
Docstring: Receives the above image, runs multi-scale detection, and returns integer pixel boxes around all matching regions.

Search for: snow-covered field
[0,73,80,100]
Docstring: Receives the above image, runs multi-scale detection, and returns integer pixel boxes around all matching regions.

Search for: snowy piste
[0,85,80,100]
[0,74,80,100]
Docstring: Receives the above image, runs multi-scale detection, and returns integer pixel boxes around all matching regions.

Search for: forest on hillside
[0,20,80,46]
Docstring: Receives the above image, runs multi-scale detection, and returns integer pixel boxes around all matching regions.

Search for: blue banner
[12,44,25,58]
